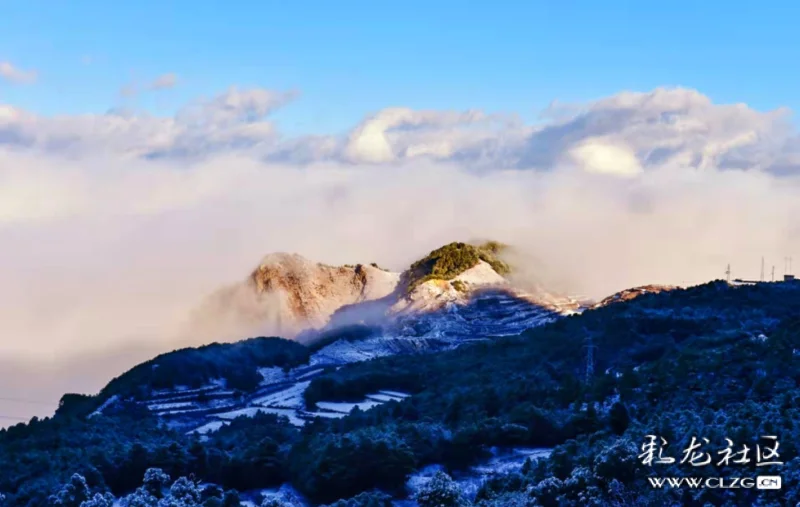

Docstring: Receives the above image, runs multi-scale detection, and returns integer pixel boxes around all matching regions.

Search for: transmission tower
[584,335,596,384]
[725,264,731,283]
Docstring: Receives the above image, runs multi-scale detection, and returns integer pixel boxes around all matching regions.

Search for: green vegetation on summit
[404,241,511,293]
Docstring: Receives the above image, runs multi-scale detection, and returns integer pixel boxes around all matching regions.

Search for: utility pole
[761,257,765,282]
[725,264,731,283]
[772,266,776,282]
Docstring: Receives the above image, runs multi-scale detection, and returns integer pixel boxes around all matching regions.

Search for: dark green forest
[2,280,799,506]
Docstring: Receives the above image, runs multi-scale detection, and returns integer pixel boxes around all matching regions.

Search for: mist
[2,87,799,423]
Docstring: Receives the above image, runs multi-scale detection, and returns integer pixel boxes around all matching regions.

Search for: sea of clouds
[1,86,799,421]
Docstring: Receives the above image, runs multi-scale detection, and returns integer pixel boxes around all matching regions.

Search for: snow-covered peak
[188,242,576,342]
[391,260,507,314]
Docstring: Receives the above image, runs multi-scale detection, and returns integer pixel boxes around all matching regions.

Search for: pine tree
[143,468,171,498]
[609,402,630,435]
[50,474,92,507]
[415,471,465,507]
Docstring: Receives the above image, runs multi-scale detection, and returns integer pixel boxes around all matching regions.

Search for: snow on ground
[378,390,410,399]
[302,411,346,419]
[206,398,239,409]
[212,406,307,427]
[243,484,309,507]
[147,401,196,411]
[471,447,553,476]
[216,407,274,420]
[252,381,310,408]
[89,395,119,417]
[365,393,402,402]
[405,448,553,502]
[405,464,448,494]
[258,366,287,385]
[151,384,218,397]
[296,368,325,380]
[205,388,409,432]
[309,338,397,366]
[254,408,307,427]
[453,261,507,286]
[315,400,383,413]
[188,421,229,435]
[144,390,235,406]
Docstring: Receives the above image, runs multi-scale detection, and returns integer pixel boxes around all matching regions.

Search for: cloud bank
[0,61,38,84]
[1,86,799,419]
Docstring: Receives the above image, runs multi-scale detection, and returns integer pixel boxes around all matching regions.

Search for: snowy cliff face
[390,260,506,314]
[190,253,401,339]
[188,249,579,342]
[251,253,401,328]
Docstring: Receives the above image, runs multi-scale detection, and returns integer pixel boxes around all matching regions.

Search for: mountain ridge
[188,241,576,342]
[5,279,800,506]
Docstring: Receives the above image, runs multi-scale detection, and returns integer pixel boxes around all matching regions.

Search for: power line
[0,415,29,421]
[0,396,56,406]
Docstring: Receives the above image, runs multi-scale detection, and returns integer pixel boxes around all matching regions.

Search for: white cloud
[1,86,798,176]
[342,108,498,163]
[0,87,295,159]
[566,138,642,176]
[2,85,800,422]
[0,61,37,84]
[1,85,799,361]
[150,73,178,90]
[119,73,179,98]
[518,88,797,176]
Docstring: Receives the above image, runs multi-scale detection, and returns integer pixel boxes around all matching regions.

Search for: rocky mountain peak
[189,241,577,341]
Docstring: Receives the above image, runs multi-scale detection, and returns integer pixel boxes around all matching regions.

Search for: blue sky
[1,0,799,134]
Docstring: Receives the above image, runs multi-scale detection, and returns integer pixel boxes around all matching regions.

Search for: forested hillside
[2,280,799,506]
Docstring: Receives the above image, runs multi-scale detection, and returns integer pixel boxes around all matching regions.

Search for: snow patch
[188,421,229,435]
[315,400,383,413]
[252,381,310,408]
[258,367,287,385]
[89,395,120,418]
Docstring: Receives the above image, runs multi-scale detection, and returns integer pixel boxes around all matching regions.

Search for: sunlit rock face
[188,246,579,344]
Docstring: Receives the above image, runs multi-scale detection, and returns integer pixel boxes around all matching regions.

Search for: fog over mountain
[1,86,799,423]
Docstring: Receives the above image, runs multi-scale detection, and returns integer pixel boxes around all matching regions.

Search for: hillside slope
[592,284,679,308]
[4,280,800,506]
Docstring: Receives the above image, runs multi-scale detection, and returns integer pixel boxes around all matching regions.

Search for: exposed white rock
[188,253,401,339]
[391,260,507,314]
[187,247,577,343]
